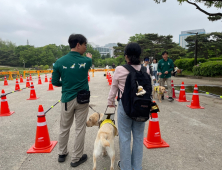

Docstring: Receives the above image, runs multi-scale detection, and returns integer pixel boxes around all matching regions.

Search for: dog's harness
[89,105,116,129]
[154,86,163,95]
[100,119,118,133]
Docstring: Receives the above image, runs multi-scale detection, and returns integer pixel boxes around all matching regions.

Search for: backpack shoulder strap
[122,64,136,74]
[140,65,147,73]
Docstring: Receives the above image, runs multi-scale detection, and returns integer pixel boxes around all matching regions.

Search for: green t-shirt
[157,58,174,79]
[52,51,92,103]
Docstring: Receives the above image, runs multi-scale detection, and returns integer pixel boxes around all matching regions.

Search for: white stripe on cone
[149,118,159,122]
[1,99,7,101]
[37,122,47,126]
[38,111,45,116]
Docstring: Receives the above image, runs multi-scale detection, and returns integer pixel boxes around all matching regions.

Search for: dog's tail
[100,134,110,147]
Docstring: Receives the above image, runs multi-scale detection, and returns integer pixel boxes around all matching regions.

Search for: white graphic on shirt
[63,66,67,69]
[162,63,164,65]
[78,63,86,68]
[70,63,75,69]
[168,62,170,65]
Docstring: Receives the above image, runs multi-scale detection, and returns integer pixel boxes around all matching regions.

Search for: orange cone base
[143,137,169,149]
[175,99,190,102]
[47,89,54,91]
[4,85,9,86]
[186,105,204,109]
[0,111,15,117]
[27,97,40,100]
[27,141,57,153]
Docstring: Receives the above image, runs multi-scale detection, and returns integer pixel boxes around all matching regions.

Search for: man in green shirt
[157,51,174,102]
[52,34,92,167]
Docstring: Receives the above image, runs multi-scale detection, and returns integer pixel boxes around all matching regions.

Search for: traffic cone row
[20,75,24,83]
[47,78,54,91]
[27,82,39,100]
[27,105,57,153]
[30,74,33,81]
[26,77,30,88]
[186,84,204,109]
[0,90,15,117]
[45,74,48,83]
[143,102,169,149]
[4,76,8,86]
[15,79,21,91]
[38,75,42,85]
[88,73,90,82]
[176,82,189,102]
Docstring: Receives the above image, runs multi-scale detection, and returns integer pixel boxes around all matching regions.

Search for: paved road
[0,72,222,170]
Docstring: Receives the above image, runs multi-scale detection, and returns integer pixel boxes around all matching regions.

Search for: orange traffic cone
[176,82,189,102]
[20,75,24,83]
[186,84,204,109]
[27,105,57,153]
[29,74,32,81]
[167,80,178,99]
[0,90,15,117]
[26,77,30,88]
[15,79,21,91]
[88,73,90,82]
[4,76,8,86]
[143,112,169,149]
[47,78,54,91]
[106,72,108,79]
[44,74,48,83]
[109,79,112,86]
[27,82,39,100]
[38,75,42,85]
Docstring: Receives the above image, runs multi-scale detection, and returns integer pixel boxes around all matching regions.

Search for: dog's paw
[102,151,107,157]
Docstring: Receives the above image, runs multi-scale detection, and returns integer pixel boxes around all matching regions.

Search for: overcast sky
[0,0,221,47]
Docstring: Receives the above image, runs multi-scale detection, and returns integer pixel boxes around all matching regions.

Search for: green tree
[185,32,222,59]
[154,0,222,21]
[129,33,145,42]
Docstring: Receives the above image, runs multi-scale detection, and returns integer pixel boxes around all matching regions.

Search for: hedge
[208,57,222,61]
[174,58,207,71]
[193,61,222,77]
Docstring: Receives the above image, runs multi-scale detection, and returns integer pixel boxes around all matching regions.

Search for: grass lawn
[181,70,194,76]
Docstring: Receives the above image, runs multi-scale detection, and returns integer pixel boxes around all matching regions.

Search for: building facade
[88,42,117,57]
[179,29,205,49]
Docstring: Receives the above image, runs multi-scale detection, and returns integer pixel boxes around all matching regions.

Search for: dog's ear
[114,128,118,136]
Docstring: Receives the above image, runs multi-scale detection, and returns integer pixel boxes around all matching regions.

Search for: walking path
[0,72,222,170]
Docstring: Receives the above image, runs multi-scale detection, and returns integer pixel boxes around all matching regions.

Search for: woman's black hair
[124,43,141,65]
[68,34,87,49]
[153,58,158,62]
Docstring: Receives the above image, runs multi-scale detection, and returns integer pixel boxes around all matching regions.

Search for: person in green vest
[157,51,174,102]
[52,34,92,167]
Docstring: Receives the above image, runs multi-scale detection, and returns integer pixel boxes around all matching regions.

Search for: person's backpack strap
[122,64,136,74]
[140,65,147,73]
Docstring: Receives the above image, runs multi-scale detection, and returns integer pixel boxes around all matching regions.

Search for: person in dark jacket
[52,34,92,167]
[157,51,174,102]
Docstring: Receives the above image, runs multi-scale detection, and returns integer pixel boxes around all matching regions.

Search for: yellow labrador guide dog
[86,109,118,170]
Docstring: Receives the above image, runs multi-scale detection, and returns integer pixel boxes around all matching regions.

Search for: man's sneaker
[58,152,69,162]
[70,154,87,167]
[117,160,121,169]
[161,95,164,100]
[168,97,174,102]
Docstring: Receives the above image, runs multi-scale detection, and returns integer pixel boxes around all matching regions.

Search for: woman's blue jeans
[153,71,158,84]
[117,100,145,170]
